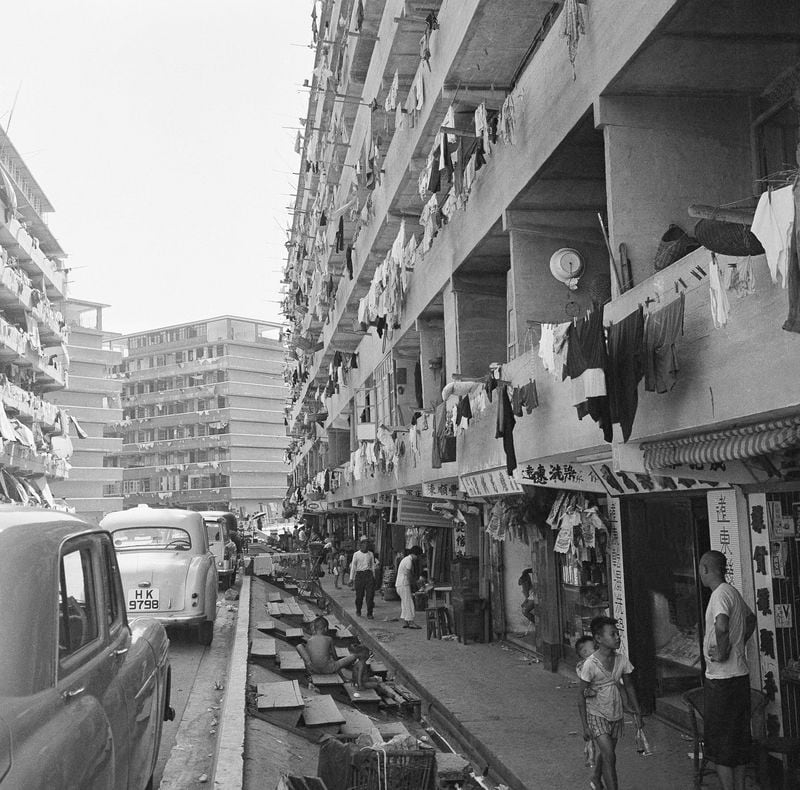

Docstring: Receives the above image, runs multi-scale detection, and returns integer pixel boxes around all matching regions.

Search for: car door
[100,535,160,790]
[56,537,128,789]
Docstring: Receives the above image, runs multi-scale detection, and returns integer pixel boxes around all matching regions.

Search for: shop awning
[642,416,800,470]
[394,496,454,529]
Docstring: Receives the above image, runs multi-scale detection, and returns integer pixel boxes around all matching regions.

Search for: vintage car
[101,506,218,645]
[0,507,172,790]
[199,510,239,589]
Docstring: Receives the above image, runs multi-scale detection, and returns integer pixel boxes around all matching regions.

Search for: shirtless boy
[296,616,358,674]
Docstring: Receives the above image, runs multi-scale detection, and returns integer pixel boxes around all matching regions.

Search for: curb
[324,593,528,790]
[212,573,251,790]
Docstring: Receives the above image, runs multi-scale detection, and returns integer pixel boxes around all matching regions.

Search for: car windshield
[112,527,192,551]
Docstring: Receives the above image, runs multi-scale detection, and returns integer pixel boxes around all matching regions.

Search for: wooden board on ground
[343,683,381,713]
[337,706,384,745]
[267,591,283,603]
[335,646,351,659]
[436,752,471,781]
[271,619,304,639]
[310,673,344,688]
[254,619,276,633]
[302,694,346,727]
[256,680,303,710]
[249,637,277,658]
[277,651,306,671]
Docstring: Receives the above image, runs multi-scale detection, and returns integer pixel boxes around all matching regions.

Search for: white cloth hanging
[709,254,730,329]
[751,185,795,288]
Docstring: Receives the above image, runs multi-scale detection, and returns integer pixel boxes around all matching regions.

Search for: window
[112,527,192,552]
[374,354,397,427]
[58,545,99,660]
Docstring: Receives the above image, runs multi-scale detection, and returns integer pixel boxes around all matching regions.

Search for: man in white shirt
[699,551,757,790]
[395,546,422,629]
[349,537,376,618]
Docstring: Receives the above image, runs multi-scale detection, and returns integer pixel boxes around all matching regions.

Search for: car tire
[197,620,214,646]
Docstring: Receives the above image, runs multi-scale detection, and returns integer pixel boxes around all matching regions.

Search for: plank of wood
[335,646,351,659]
[302,695,346,727]
[249,637,277,658]
[375,721,410,740]
[277,651,306,671]
[343,683,381,704]
[268,591,283,603]
[256,680,303,709]
[271,619,304,639]
[254,619,276,632]
[368,661,388,678]
[310,673,344,687]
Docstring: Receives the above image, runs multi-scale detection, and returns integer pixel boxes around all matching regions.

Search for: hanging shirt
[752,185,794,288]
[538,322,570,380]
[709,254,731,329]
[644,293,685,393]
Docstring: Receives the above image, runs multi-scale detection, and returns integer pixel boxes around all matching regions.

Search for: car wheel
[198,620,214,646]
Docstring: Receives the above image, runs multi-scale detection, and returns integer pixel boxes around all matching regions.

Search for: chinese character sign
[607,497,629,656]
[707,489,743,593]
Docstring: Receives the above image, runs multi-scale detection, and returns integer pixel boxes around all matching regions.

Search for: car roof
[101,505,205,530]
[0,506,90,552]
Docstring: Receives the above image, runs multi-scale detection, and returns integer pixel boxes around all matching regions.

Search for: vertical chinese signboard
[707,488,743,592]
[606,497,628,656]
[748,492,782,735]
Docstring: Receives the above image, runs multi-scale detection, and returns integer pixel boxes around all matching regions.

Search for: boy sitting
[351,644,381,690]
[296,616,358,675]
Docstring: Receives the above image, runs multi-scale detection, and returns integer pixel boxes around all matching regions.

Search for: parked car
[101,506,218,645]
[0,506,173,790]
[200,510,239,589]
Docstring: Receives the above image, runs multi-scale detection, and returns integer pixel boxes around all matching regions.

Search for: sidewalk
[321,575,713,790]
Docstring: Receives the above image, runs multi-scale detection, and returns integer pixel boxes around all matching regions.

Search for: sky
[0,1,314,334]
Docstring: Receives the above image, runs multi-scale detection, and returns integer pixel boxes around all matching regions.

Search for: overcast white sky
[0,1,313,333]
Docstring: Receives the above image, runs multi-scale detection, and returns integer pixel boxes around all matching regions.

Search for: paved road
[154,592,239,789]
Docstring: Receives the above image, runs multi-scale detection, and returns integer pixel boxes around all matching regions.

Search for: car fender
[205,562,218,622]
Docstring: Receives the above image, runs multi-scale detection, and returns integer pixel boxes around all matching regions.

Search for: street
[155,593,239,790]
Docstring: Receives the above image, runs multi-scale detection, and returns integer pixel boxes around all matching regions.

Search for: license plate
[127,588,159,611]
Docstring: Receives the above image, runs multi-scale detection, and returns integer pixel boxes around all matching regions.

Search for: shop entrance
[622,495,710,717]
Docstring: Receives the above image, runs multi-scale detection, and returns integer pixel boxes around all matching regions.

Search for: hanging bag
[653,224,698,271]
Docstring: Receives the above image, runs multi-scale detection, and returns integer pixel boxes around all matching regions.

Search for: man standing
[396,546,423,629]
[699,550,757,790]
[349,537,376,619]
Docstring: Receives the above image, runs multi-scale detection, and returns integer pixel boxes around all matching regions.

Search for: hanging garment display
[606,306,644,443]
[751,184,795,288]
[643,293,685,393]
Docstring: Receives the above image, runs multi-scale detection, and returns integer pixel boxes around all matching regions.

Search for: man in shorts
[700,551,757,790]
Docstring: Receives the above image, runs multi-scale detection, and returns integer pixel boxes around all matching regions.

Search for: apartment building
[0,126,72,506]
[47,299,123,523]
[284,0,800,731]
[108,316,287,517]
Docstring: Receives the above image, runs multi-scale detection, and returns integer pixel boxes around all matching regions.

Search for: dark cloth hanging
[644,293,685,393]
[607,306,645,442]
[459,394,472,422]
[431,402,444,468]
[345,245,354,279]
[783,182,800,334]
[495,385,517,475]
[485,376,497,403]
[565,306,612,442]
[414,360,423,408]
[335,216,344,253]
[350,352,358,370]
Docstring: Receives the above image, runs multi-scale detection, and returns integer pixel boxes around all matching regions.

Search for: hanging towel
[751,185,794,288]
[709,254,731,329]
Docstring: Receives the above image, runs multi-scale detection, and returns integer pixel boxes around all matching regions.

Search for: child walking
[578,617,643,790]
[335,551,347,589]
[575,635,600,787]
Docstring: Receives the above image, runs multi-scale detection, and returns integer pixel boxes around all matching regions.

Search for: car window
[101,539,122,629]
[58,546,100,661]
[112,527,192,550]
[205,522,225,543]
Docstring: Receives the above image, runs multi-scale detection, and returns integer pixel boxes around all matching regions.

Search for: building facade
[108,316,287,517]
[0,127,72,506]
[284,0,800,733]
[47,299,123,523]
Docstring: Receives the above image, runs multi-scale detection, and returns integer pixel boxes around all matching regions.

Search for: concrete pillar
[417,317,445,409]
[596,95,753,287]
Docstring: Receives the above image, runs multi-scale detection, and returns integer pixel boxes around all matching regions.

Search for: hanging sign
[516,462,604,492]
[606,497,629,656]
[749,493,783,735]
[593,464,723,497]
[462,469,523,498]
[421,481,462,499]
[707,488,743,593]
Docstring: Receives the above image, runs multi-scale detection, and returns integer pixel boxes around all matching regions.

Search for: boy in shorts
[578,617,643,790]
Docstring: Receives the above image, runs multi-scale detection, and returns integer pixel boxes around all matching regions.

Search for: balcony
[0,215,66,298]
[1,381,60,432]
[122,487,233,506]
[0,314,67,390]
[0,441,68,480]
[122,433,230,453]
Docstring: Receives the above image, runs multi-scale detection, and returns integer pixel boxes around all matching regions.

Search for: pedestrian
[395,546,423,628]
[349,537,376,619]
[578,616,643,790]
[699,550,757,790]
[324,535,335,574]
[518,568,536,626]
[336,550,348,589]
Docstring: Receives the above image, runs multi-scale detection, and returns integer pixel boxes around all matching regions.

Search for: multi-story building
[285,0,800,734]
[108,316,287,517]
[47,299,123,523]
[0,126,72,505]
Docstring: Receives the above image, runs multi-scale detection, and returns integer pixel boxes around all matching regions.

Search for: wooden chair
[683,686,800,789]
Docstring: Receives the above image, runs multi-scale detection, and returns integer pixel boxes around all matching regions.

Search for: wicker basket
[350,749,436,790]
[653,224,699,271]
[694,218,764,257]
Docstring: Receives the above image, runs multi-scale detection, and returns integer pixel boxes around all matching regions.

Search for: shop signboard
[706,489,743,592]
[422,481,462,499]
[607,497,629,656]
[515,462,604,492]
[461,469,523,498]
[748,493,783,735]
[592,463,724,498]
